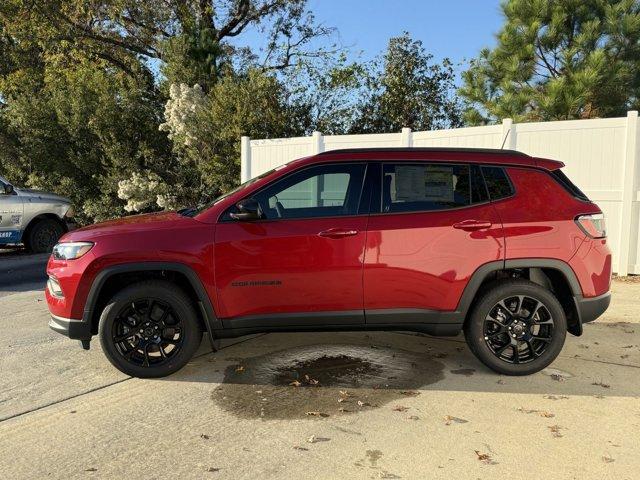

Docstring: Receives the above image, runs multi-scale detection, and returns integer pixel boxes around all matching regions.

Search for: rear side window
[382,163,487,213]
[481,166,514,200]
[550,169,589,201]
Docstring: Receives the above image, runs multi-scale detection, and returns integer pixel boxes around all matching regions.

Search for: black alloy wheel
[99,281,202,378]
[111,299,185,368]
[464,279,567,376]
[483,294,554,364]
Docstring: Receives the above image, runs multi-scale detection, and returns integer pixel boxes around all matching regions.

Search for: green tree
[353,33,462,133]
[460,0,640,125]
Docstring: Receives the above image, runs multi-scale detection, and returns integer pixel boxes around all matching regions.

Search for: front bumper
[49,314,92,340]
[575,291,611,324]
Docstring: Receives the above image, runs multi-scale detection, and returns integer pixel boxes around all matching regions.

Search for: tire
[98,280,202,378]
[464,279,567,376]
[26,218,64,253]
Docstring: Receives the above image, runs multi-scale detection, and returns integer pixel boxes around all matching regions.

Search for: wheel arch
[83,262,220,343]
[458,259,584,336]
[22,213,67,245]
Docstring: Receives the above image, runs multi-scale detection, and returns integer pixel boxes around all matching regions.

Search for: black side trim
[365,308,463,325]
[221,310,364,329]
[49,315,92,340]
[575,292,611,325]
[213,323,462,339]
[82,262,220,345]
[456,260,505,313]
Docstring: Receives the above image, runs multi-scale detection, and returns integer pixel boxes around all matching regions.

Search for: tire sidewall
[465,280,567,376]
[29,219,64,253]
[99,282,202,378]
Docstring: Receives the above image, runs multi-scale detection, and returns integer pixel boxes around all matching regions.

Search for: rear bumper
[49,314,92,340]
[575,291,611,324]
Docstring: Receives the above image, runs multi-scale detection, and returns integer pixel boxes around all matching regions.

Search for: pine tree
[460,0,640,125]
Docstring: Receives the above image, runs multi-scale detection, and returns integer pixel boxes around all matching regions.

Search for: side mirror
[3,184,14,195]
[230,198,262,221]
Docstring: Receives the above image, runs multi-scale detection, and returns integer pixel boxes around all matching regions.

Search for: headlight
[52,242,94,260]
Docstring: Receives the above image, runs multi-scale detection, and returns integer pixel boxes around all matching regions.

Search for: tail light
[576,213,606,239]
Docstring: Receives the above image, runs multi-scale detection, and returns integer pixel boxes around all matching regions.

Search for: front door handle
[452,220,492,231]
[318,228,359,239]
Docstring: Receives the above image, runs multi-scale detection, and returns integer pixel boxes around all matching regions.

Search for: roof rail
[316,147,530,157]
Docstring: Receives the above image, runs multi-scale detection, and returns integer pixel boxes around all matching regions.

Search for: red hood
[61,211,192,242]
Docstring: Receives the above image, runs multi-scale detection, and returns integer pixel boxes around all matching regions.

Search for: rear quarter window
[550,169,589,201]
[481,166,514,200]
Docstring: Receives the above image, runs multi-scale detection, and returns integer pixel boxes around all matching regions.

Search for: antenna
[500,129,510,149]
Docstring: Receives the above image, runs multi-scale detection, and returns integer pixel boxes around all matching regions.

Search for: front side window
[382,163,486,213]
[248,163,366,220]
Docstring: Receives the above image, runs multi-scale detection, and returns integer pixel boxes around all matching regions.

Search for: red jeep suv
[46,148,611,378]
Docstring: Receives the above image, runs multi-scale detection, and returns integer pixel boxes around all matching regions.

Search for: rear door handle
[452,220,492,231]
[318,228,359,239]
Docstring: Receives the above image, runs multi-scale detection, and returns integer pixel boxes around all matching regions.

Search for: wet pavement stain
[450,368,475,376]
[211,344,445,420]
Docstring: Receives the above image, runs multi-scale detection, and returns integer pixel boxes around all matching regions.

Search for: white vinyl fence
[241,112,640,275]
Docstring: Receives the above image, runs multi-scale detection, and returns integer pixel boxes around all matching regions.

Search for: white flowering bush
[159,83,207,148]
[117,171,167,212]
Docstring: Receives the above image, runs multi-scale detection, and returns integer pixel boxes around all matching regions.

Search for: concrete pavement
[0,277,639,479]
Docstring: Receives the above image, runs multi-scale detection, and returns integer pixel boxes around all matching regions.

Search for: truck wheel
[98,281,202,378]
[464,279,567,376]
[26,218,64,253]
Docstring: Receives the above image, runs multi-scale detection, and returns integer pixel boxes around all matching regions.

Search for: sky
[236,0,505,75]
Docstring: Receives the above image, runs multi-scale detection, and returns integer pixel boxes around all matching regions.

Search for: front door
[214,163,369,328]
[364,162,505,323]
[0,180,24,245]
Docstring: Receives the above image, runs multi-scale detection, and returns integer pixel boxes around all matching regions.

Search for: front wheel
[26,218,64,253]
[98,281,202,378]
[464,279,567,376]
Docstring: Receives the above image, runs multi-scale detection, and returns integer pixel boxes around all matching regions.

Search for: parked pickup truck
[0,175,75,253]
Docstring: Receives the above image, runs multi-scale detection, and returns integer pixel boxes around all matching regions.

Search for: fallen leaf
[474,450,493,464]
[293,446,309,451]
[444,415,469,425]
[399,390,420,396]
[200,434,210,440]
[592,381,611,389]
[392,405,409,412]
[85,468,97,472]
[496,379,506,385]
[207,467,220,472]
[602,456,615,463]
[543,395,569,400]
[338,407,350,413]
[357,400,371,407]
[408,415,420,420]
[337,398,345,403]
[548,425,564,438]
[550,374,566,382]
[289,380,302,387]
[305,411,329,417]
[235,366,245,373]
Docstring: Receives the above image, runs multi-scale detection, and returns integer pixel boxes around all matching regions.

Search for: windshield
[181,168,277,217]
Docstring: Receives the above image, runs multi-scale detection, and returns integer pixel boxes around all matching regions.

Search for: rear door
[364,161,504,323]
[214,162,370,327]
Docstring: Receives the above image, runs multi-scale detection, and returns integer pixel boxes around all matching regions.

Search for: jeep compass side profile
[46,148,611,378]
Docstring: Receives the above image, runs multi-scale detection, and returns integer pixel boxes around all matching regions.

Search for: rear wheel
[26,218,64,253]
[98,281,202,378]
[464,279,567,376]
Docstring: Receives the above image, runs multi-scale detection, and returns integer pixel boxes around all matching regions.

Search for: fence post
[618,111,639,276]
[240,136,251,182]
[501,118,516,150]
[400,127,413,147]
[312,131,324,154]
